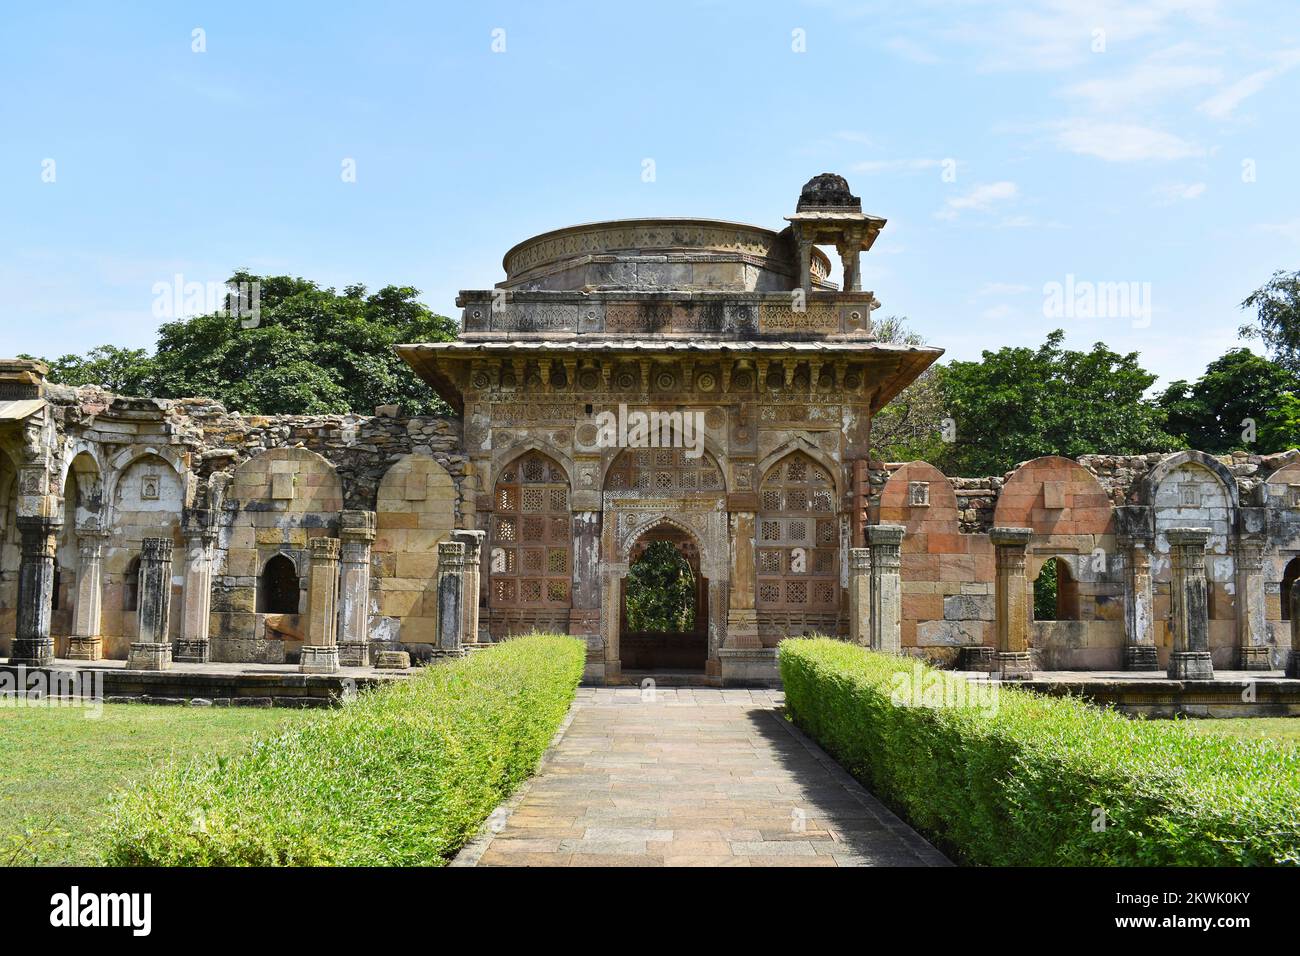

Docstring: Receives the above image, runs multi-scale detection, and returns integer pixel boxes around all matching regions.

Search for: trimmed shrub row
[103,634,586,865]
[779,638,1300,866]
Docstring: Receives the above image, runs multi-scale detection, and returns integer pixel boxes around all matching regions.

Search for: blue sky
[1,0,1297,388]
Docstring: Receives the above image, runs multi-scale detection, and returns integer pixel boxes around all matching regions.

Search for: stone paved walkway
[455,687,950,867]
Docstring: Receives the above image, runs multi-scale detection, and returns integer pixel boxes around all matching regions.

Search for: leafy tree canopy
[625,541,696,633]
[937,330,1178,475]
[1240,269,1300,373]
[1158,348,1300,454]
[27,272,457,416]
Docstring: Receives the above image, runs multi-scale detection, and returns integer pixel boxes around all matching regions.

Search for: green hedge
[779,638,1300,866]
[103,634,585,865]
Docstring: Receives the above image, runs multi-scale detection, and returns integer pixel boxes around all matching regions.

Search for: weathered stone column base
[374,649,412,670]
[724,608,759,648]
[300,645,340,674]
[1124,645,1159,670]
[173,639,209,663]
[338,641,369,667]
[1286,651,1300,679]
[128,642,173,671]
[1239,646,1273,671]
[1168,650,1214,680]
[958,645,995,672]
[65,636,103,661]
[994,651,1033,680]
[9,637,55,667]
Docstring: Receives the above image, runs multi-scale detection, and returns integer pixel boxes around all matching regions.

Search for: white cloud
[1062,62,1221,112]
[946,0,1223,72]
[1198,49,1300,119]
[936,181,1018,220]
[833,130,875,145]
[1257,219,1300,244]
[1152,181,1207,204]
[973,282,1033,297]
[1050,119,1204,161]
[851,158,952,174]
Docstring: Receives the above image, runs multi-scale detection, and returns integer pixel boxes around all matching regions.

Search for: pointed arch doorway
[620,521,708,671]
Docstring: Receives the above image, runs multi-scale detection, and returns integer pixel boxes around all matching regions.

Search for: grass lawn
[0,703,309,866]
[1177,716,1300,746]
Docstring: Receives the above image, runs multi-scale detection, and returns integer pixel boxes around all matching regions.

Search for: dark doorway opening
[620,529,707,671]
[258,554,300,614]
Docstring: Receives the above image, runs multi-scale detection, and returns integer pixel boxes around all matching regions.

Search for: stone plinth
[300,644,341,674]
[127,642,173,670]
[376,649,411,670]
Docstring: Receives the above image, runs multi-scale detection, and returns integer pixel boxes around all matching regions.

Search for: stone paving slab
[455,687,950,868]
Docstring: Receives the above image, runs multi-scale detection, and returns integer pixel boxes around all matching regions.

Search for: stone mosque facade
[3,175,1300,686]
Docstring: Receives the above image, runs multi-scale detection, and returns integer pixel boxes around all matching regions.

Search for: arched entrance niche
[600,447,729,679]
[619,520,708,671]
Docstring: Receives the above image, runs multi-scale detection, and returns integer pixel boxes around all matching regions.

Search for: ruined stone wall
[18,385,468,662]
[873,449,1300,669]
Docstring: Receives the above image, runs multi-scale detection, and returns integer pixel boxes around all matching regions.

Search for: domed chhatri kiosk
[399,174,942,684]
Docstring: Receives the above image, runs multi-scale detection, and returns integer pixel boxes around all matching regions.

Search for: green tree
[23,345,154,394]
[938,330,1177,476]
[1240,269,1300,373]
[624,542,696,632]
[31,272,458,416]
[1157,348,1300,453]
[869,316,949,463]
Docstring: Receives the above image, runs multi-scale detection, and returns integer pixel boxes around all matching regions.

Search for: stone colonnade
[844,521,1230,680]
[5,504,485,676]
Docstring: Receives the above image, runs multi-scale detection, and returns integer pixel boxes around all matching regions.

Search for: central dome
[499,218,833,293]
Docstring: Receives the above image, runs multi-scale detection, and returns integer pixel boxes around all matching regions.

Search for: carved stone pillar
[837,243,861,293]
[435,540,466,655]
[1166,528,1214,681]
[337,510,376,667]
[67,527,108,661]
[848,547,871,646]
[12,515,61,666]
[602,570,623,682]
[868,525,904,654]
[175,513,215,663]
[796,236,813,293]
[1119,533,1158,669]
[568,511,602,648]
[452,529,485,648]
[1234,536,1272,670]
[990,527,1033,679]
[128,537,174,670]
[725,510,759,648]
[1288,580,1300,678]
[300,537,341,674]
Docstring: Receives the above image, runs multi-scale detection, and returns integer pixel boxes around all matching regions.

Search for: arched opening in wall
[122,557,140,612]
[257,555,300,614]
[620,528,707,671]
[756,451,840,638]
[488,451,572,637]
[1033,557,1079,621]
[1281,557,1300,620]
